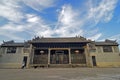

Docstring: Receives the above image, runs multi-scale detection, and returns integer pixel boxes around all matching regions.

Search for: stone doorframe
[48,48,71,64]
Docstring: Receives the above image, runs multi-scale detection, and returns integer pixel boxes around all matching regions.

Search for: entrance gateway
[30,37,89,68]
[32,48,86,67]
[50,50,69,64]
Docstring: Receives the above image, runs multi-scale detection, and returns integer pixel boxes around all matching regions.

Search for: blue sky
[0,0,120,44]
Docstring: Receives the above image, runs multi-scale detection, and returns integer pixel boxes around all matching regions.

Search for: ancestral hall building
[0,36,120,68]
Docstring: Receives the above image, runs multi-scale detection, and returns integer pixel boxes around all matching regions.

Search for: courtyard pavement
[0,68,120,80]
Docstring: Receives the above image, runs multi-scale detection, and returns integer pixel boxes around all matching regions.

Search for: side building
[89,40,120,67]
[0,41,30,68]
[0,37,120,68]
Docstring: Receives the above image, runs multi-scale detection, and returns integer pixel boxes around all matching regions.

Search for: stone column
[28,44,33,66]
[68,48,71,64]
[31,48,34,64]
[84,44,90,67]
[27,44,33,68]
[48,49,51,65]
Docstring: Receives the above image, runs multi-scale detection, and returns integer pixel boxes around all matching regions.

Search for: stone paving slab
[0,68,120,80]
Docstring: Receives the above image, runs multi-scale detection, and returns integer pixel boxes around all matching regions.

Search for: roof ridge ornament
[105,39,117,43]
[75,35,87,40]
[32,36,44,41]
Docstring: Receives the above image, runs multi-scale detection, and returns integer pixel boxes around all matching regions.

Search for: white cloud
[0,0,118,42]
[0,13,53,40]
[0,30,24,41]
[53,0,118,40]
[0,20,53,41]
[0,23,24,32]
[54,4,101,40]
[0,0,56,41]
[22,0,56,11]
[24,14,53,37]
[109,34,120,42]
[54,4,84,37]
[88,33,102,40]
[0,23,25,41]
[0,0,57,22]
[58,5,78,26]
[26,14,40,23]
[0,0,23,22]
[88,0,118,24]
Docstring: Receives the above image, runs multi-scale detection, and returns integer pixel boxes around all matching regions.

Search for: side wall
[0,47,24,68]
[89,46,120,67]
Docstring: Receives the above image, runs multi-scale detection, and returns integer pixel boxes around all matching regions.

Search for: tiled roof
[30,37,91,43]
[95,42,118,46]
[95,40,118,46]
[1,43,25,47]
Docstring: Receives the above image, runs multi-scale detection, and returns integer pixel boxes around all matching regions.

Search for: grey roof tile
[1,43,24,47]
[95,42,118,46]
[30,37,90,43]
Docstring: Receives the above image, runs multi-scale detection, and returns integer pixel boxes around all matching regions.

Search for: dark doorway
[92,56,97,66]
[50,50,69,64]
[23,56,27,67]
